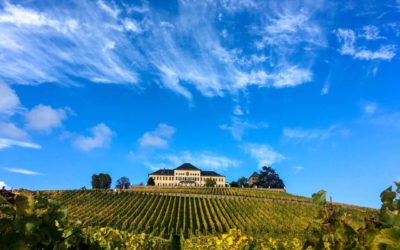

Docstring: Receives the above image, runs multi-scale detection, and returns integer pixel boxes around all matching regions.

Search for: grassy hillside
[43,188,371,240]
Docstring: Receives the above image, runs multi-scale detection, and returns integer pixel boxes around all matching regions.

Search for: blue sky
[0,0,399,207]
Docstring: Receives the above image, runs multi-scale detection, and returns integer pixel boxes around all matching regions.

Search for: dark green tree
[100,174,112,189]
[116,177,131,189]
[91,174,100,189]
[257,166,285,188]
[92,173,112,189]
[230,181,239,187]
[147,177,155,186]
[237,177,249,187]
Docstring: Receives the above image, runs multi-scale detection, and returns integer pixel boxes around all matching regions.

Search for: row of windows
[176,177,197,181]
[175,172,200,176]
[155,176,174,181]
[152,176,224,182]
[157,183,225,187]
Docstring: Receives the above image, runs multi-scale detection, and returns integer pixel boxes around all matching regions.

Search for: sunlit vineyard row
[44,189,369,239]
[128,186,308,201]
[126,187,372,212]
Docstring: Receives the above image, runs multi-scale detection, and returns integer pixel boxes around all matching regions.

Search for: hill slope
[44,188,370,239]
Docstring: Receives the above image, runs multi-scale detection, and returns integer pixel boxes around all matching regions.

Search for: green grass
[43,188,372,239]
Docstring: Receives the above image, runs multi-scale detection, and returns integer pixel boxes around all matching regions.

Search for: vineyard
[43,188,370,241]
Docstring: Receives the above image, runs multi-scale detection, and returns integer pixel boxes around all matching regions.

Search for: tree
[205,179,217,187]
[237,177,249,187]
[230,181,239,188]
[257,166,285,188]
[92,173,112,189]
[116,177,131,189]
[99,174,112,189]
[91,174,100,189]
[147,177,155,186]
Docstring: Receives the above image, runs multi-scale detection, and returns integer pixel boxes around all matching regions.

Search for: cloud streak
[0,138,41,150]
[282,126,344,141]
[4,167,41,175]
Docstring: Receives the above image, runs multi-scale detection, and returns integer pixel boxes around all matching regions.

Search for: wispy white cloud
[242,143,284,167]
[282,126,347,141]
[0,2,138,85]
[0,0,319,102]
[4,167,41,175]
[220,117,268,140]
[0,83,20,115]
[147,151,240,171]
[336,28,396,60]
[97,0,120,19]
[0,2,77,32]
[139,123,175,148]
[233,105,244,116]
[220,0,257,13]
[123,18,142,33]
[361,103,400,130]
[0,138,41,150]
[259,8,324,48]
[25,104,70,132]
[360,25,385,40]
[73,123,113,151]
[159,21,174,29]
[363,102,378,114]
[271,66,312,88]
[321,82,330,95]
[233,67,312,90]
[0,122,28,139]
[293,165,304,174]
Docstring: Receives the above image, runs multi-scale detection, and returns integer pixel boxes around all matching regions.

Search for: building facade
[148,163,226,187]
[249,172,259,186]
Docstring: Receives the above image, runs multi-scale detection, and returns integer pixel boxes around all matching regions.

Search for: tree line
[91,173,133,190]
[230,166,285,189]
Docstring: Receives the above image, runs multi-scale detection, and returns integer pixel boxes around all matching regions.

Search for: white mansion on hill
[148,163,226,187]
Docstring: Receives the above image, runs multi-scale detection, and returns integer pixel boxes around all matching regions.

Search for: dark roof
[201,171,224,177]
[149,169,174,176]
[250,172,259,178]
[174,163,200,171]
